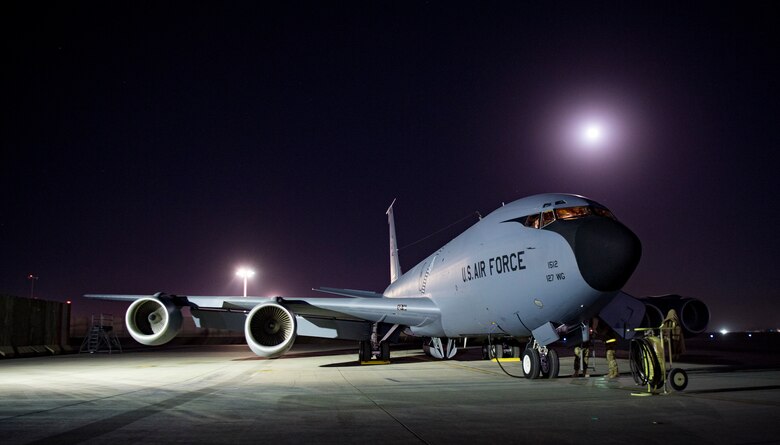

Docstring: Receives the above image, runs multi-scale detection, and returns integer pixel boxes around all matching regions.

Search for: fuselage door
[418,252,439,294]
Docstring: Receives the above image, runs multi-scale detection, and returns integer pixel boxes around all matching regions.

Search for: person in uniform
[574,318,620,379]
[662,309,686,360]
[573,318,598,377]
[573,340,590,377]
[605,337,619,378]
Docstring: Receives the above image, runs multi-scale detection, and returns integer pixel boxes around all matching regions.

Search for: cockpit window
[592,206,615,219]
[517,205,617,229]
[554,206,590,220]
[541,210,556,228]
[525,213,541,229]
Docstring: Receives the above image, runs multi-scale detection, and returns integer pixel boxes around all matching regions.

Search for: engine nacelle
[245,303,297,358]
[126,295,183,346]
[642,302,665,332]
[640,294,710,337]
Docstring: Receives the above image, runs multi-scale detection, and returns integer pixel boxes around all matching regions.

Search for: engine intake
[126,294,183,345]
[245,303,297,358]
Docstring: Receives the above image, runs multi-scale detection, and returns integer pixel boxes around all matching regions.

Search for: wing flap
[282,296,439,328]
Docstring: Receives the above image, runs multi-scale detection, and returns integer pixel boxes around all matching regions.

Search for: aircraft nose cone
[573,218,642,292]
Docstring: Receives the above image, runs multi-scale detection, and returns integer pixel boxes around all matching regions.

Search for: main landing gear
[358,340,390,362]
[481,342,521,360]
[358,323,398,364]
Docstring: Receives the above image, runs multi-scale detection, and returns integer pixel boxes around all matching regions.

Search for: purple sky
[3,3,778,331]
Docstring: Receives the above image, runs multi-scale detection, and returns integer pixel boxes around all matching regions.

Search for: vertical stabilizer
[386,199,402,283]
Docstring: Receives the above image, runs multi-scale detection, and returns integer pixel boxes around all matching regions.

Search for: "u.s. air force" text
[461,251,526,282]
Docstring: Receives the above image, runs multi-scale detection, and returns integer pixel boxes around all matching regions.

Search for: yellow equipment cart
[629,325,689,395]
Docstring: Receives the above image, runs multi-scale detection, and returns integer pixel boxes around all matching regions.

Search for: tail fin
[386,199,402,283]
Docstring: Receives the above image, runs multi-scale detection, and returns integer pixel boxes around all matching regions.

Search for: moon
[582,122,604,145]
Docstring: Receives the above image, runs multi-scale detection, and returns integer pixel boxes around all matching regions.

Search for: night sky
[3,2,778,331]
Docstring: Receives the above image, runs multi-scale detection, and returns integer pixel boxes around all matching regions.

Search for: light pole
[27,274,38,299]
[236,267,255,297]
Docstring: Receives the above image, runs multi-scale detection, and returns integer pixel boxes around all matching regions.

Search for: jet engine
[245,303,297,358]
[125,295,183,346]
[641,301,665,332]
[639,294,710,337]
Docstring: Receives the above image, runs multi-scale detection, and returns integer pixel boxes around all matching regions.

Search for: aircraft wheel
[380,342,390,361]
[668,368,688,391]
[522,349,541,379]
[511,346,521,358]
[358,341,372,362]
[542,349,559,379]
[484,343,503,359]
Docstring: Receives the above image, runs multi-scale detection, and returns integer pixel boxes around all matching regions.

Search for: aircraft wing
[85,293,441,356]
[85,293,276,308]
[86,293,439,327]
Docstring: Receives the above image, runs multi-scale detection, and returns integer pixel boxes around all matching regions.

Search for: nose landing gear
[485,336,560,379]
[522,339,559,379]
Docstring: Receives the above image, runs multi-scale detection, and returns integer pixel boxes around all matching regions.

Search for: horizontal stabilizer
[84,294,159,301]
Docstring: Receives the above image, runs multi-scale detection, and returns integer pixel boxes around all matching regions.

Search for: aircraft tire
[380,342,390,361]
[522,349,541,379]
[668,368,688,391]
[359,341,371,362]
[542,349,559,379]
[484,343,503,359]
[511,346,521,358]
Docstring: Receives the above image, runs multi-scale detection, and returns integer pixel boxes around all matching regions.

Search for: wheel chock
[359,360,391,365]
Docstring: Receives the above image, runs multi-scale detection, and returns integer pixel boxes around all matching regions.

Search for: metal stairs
[79,314,122,354]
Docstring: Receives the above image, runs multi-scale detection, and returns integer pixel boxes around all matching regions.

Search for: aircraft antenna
[398,211,481,251]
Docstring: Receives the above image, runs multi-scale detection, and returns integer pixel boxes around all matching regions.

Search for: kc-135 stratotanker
[87,193,709,378]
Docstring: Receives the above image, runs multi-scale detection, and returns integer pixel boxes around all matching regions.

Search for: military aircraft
[86,193,709,379]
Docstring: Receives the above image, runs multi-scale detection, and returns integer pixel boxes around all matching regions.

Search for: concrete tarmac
[1,343,779,445]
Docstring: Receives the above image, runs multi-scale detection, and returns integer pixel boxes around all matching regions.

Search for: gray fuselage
[382,193,641,338]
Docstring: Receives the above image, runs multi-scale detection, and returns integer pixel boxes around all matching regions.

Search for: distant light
[545,90,643,174]
[720,329,729,335]
[709,334,714,339]
[66,300,71,305]
[236,267,256,279]
[582,122,603,144]
[236,267,256,298]
[748,333,752,338]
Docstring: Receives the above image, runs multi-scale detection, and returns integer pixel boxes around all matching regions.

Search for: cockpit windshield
[518,205,616,229]
[554,206,591,220]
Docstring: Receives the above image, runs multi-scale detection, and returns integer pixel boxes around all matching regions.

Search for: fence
[0,294,71,357]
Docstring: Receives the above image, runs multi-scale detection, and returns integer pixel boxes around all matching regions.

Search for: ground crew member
[662,309,686,360]
[573,318,596,377]
[605,337,619,378]
[573,340,590,377]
